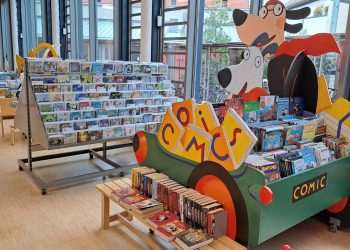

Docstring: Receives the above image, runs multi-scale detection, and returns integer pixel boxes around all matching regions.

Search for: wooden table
[96,178,246,250]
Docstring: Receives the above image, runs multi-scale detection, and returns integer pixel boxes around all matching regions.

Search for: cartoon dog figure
[218,32,278,102]
[231,0,340,114]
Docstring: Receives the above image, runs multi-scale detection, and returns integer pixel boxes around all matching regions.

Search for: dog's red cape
[275,33,341,57]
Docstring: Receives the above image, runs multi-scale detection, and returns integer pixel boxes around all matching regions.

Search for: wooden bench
[96,178,246,250]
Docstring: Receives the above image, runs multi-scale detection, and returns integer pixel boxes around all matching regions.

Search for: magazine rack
[133,131,350,247]
[15,58,174,195]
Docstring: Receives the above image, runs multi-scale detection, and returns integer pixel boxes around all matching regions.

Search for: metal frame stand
[18,59,134,195]
[18,142,133,195]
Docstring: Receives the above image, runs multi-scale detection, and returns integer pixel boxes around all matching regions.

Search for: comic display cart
[132,131,350,247]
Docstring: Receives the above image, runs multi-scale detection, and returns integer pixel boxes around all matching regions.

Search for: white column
[10,0,19,70]
[140,0,152,63]
[51,0,61,56]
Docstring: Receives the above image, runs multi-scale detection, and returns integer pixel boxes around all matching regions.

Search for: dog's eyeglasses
[259,3,284,19]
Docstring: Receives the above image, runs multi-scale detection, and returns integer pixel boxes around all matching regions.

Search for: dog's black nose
[233,9,247,26]
[218,68,232,89]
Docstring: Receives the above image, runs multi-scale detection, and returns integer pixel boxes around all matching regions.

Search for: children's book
[70,75,81,84]
[284,125,303,146]
[66,103,78,111]
[114,127,124,137]
[103,63,114,73]
[77,131,89,142]
[208,126,235,171]
[47,85,60,93]
[87,120,99,129]
[43,76,56,84]
[91,63,103,74]
[195,102,220,133]
[53,103,66,112]
[260,127,284,152]
[39,104,53,113]
[172,99,196,128]
[64,93,76,102]
[146,211,178,228]
[72,85,83,92]
[259,96,277,122]
[99,119,110,127]
[35,94,50,103]
[57,61,69,73]
[45,124,59,134]
[33,85,48,93]
[224,98,244,118]
[157,108,185,153]
[155,220,188,242]
[49,93,63,102]
[88,130,103,141]
[81,74,93,84]
[80,62,92,73]
[41,114,57,123]
[131,199,163,214]
[60,123,74,132]
[29,61,44,73]
[243,101,260,123]
[74,121,87,130]
[289,97,304,116]
[57,75,70,84]
[95,109,108,118]
[93,74,103,83]
[70,111,81,121]
[69,61,81,73]
[175,229,213,250]
[124,125,136,137]
[182,124,213,163]
[43,61,57,72]
[277,97,290,118]
[103,128,115,139]
[57,112,70,122]
[64,132,77,144]
[110,118,122,126]
[222,108,258,168]
[82,111,94,119]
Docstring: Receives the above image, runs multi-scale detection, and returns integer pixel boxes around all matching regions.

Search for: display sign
[292,173,327,203]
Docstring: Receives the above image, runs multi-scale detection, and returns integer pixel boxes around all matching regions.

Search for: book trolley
[15,58,177,195]
[132,131,350,247]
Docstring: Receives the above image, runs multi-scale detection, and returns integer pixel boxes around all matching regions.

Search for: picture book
[63,132,77,144]
[87,120,99,129]
[69,61,81,73]
[82,111,94,119]
[43,61,57,72]
[103,76,115,83]
[208,126,235,171]
[157,108,185,153]
[29,61,44,72]
[103,128,114,139]
[140,64,151,74]
[290,97,304,116]
[43,76,56,84]
[296,147,317,169]
[70,111,81,121]
[222,108,258,168]
[175,229,213,250]
[57,75,70,84]
[172,99,196,128]
[103,63,114,73]
[99,119,110,127]
[135,99,145,107]
[115,62,125,73]
[33,85,48,93]
[182,124,213,163]
[125,99,135,107]
[53,103,66,112]
[128,84,138,91]
[119,193,148,208]
[195,102,220,133]
[124,125,136,137]
[48,134,63,146]
[277,97,290,118]
[78,101,90,110]
[72,84,83,92]
[88,130,103,141]
[133,116,143,124]
[95,109,108,118]
[57,112,70,122]
[59,123,73,132]
[61,85,73,93]
[284,125,303,146]
[133,64,141,73]
[91,101,102,109]
[107,110,118,117]
[110,118,122,126]
[155,220,188,242]
[212,103,226,124]
[80,62,92,73]
[122,117,133,125]
[47,85,60,93]
[301,122,316,141]
[131,91,142,98]
[111,187,139,202]
[64,93,76,102]
[74,121,87,130]
[70,75,81,84]
[93,74,103,83]
[243,101,260,123]
[45,124,59,134]
[114,127,124,137]
[49,93,63,102]
[77,131,89,143]
[224,98,244,118]
[135,124,146,132]
[261,127,284,152]
[41,114,57,123]
[39,104,53,113]
[66,103,78,111]
[91,62,103,74]
[158,64,168,75]
[110,92,122,99]
[81,74,93,84]
[57,61,69,73]
[129,107,140,116]
[259,96,277,122]
[131,199,163,214]
[118,108,129,116]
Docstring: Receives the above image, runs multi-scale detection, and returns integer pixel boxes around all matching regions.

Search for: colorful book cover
[115,62,125,74]
[57,75,70,84]
[284,125,303,146]
[39,104,53,113]
[224,98,244,118]
[195,102,220,133]
[66,103,78,111]
[60,123,73,132]
[89,130,103,141]
[45,124,59,134]
[107,110,118,117]
[131,199,162,212]
[74,121,87,130]
[49,93,62,102]
[70,75,81,84]
[213,103,227,124]
[57,112,70,122]
[43,61,57,72]
[261,127,284,152]
[64,93,76,102]
[175,229,213,249]
[64,132,77,144]
[91,63,103,74]
[157,108,185,153]
[110,118,122,126]
[70,111,81,121]
[81,74,93,84]
[103,76,115,83]
[289,97,304,116]
[29,61,44,72]
[114,127,125,137]
[222,108,258,168]
[95,109,108,118]
[76,93,89,101]
[103,63,114,73]
[87,120,99,129]
[155,220,188,242]
[182,124,213,163]
[80,62,92,73]
[93,74,103,83]
[302,122,316,141]
[43,76,56,84]
[110,92,122,99]
[172,99,196,128]
[259,96,277,122]
[146,211,178,228]
[208,126,235,171]
[99,119,110,127]
[33,85,48,93]
[120,193,148,205]
[41,114,57,123]
[277,97,290,118]
[82,111,94,119]
[57,61,69,73]
[103,128,115,139]
[69,61,81,73]
[72,85,83,92]
[91,101,102,109]
[243,101,260,123]
[53,103,66,112]
[124,125,136,137]
[47,85,60,93]
[118,108,129,116]
[77,131,89,142]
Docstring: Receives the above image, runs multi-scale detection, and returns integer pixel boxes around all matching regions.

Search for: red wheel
[133,131,148,164]
[327,197,349,214]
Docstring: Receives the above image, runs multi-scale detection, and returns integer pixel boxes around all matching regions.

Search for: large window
[200,0,251,103]
[82,0,90,60]
[97,0,114,60]
[129,0,141,61]
[161,0,189,98]
[35,0,43,46]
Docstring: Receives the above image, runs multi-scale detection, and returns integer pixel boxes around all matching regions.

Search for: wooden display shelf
[96,178,246,250]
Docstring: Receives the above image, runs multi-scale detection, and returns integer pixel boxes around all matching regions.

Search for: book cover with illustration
[70,75,81,84]
[224,98,244,118]
[171,99,196,128]
[91,62,103,74]
[77,131,89,142]
[222,108,258,168]
[41,114,57,123]
[182,124,213,163]
[69,61,81,73]
[88,130,103,141]
[57,112,70,122]
[57,75,70,84]
[33,85,48,93]
[259,96,277,122]
[80,62,92,73]
[261,127,284,152]
[63,132,77,144]
[277,97,290,118]
[208,126,235,171]
[146,211,178,228]
[155,220,188,242]
[290,97,304,116]
[47,85,60,93]
[39,104,53,113]
[284,125,303,146]
[175,229,213,250]
[131,199,163,214]
[195,102,220,132]
[157,108,185,153]
[81,74,93,84]
[243,101,260,123]
[66,103,78,111]
[57,61,69,73]
[64,93,76,102]
[45,124,59,134]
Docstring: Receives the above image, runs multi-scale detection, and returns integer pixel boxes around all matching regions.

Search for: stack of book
[132,167,228,239]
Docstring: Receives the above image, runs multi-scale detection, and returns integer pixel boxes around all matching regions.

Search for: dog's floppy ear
[284,23,303,33]
[250,32,269,47]
[262,43,278,56]
[286,7,311,20]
